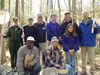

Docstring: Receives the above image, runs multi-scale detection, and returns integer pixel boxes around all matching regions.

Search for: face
[68,26,74,33]
[28,19,33,25]
[13,20,18,26]
[65,14,71,22]
[38,16,43,23]
[83,12,89,20]
[27,40,34,49]
[51,16,57,23]
[52,41,58,48]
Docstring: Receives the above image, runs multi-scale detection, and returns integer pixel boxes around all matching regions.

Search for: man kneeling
[17,36,41,75]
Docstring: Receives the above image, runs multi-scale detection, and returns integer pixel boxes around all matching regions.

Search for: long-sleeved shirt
[17,45,40,75]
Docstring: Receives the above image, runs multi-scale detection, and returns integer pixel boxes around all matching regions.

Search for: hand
[60,66,64,69]
[25,64,32,69]
[92,24,96,28]
[0,33,4,37]
[59,37,62,41]
[21,33,25,39]
[69,50,74,56]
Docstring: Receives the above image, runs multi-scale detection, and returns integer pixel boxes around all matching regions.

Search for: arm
[62,36,70,51]
[73,35,79,51]
[94,22,100,34]
[17,47,24,75]
[3,27,11,38]
[29,48,40,66]
[46,24,55,41]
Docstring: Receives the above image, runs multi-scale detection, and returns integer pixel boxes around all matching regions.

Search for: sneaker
[11,68,16,72]
[81,72,87,75]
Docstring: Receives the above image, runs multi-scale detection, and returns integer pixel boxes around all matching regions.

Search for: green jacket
[4,25,22,42]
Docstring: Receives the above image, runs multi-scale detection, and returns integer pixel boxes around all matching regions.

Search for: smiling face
[52,41,58,48]
[65,14,71,22]
[51,15,57,23]
[83,12,89,20]
[28,19,33,25]
[13,20,18,26]
[68,25,74,33]
[27,40,34,49]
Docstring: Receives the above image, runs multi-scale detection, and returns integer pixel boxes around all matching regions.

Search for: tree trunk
[72,0,77,22]
[93,0,95,18]
[8,0,11,27]
[20,0,24,26]
[68,0,71,12]
[58,0,61,24]
[1,0,5,10]
[15,0,19,17]
[0,0,6,64]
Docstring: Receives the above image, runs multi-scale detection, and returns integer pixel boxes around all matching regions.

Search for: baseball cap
[37,14,42,17]
[13,17,18,21]
[28,16,33,20]
[51,36,59,43]
[27,36,35,41]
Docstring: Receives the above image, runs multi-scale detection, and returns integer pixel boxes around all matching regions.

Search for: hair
[50,14,57,18]
[65,23,77,38]
[64,12,71,15]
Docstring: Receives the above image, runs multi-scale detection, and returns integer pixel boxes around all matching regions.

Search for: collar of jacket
[36,21,45,25]
[82,17,93,25]
[50,21,58,25]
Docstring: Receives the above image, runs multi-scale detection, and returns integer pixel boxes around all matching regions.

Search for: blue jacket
[62,35,79,51]
[79,17,100,46]
[46,21,61,41]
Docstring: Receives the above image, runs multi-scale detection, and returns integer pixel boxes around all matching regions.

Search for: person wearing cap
[21,16,39,48]
[61,12,80,36]
[43,36,64,69]
[46,14,62,45]
[0,17,22,70]
[34,14,47,52]
[17,36,41,75]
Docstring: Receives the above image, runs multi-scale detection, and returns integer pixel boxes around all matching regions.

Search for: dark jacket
[62,34,79,51]
[34,22,46,43]
[79,17,100,46]
[23,25,39,47]
[61,20,80,36]
[46,21,61,41]
[4,25,22,42]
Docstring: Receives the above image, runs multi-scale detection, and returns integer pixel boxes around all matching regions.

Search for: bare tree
[58,0,61,24]
[15,0,19,17]
[8,0,11,27]
[1,0,5,10]
[68,0,71,12]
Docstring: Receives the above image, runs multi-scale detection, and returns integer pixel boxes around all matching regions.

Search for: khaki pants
[39,42,47,52]
[81,46,94,73]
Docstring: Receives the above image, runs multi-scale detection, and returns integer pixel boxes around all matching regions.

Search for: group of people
[0,11,100,75]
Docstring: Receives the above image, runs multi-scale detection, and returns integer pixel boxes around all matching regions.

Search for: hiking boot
[81,72,87,75]
[90,72,94,75]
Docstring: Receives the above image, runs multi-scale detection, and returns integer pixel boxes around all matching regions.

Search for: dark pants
[8,41,20,69]
[25,64,41,75]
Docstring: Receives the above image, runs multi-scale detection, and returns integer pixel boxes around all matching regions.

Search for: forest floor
[2,45,100,75]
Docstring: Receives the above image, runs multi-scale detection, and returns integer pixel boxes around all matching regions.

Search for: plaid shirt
[43,46,64,69]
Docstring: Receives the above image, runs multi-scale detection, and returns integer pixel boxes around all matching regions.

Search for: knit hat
[51,36,59,43]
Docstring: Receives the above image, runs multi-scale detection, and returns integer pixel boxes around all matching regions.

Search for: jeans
[65,51,77,75]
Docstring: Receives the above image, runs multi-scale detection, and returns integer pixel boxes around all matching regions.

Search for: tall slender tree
[15,0,19,17]
[58,0,61,24]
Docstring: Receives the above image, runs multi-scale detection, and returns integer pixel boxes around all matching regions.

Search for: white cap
[51,36,59,43]
[27,36,35,41]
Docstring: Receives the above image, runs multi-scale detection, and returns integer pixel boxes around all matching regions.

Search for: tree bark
[58,0,61,24]
[15,0,19,17]
[1,0,5,10]
[72,0,77,22]
[68,0,71,12]
[8,0,11,27]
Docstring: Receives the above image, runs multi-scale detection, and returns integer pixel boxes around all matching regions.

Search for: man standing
[0,17,22,70]
[34,14,47,52]
[21,16,39,48]
[61,12,79,36]
[17,36,41,75]
[46,14,62,44]
[79,12,100,75]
